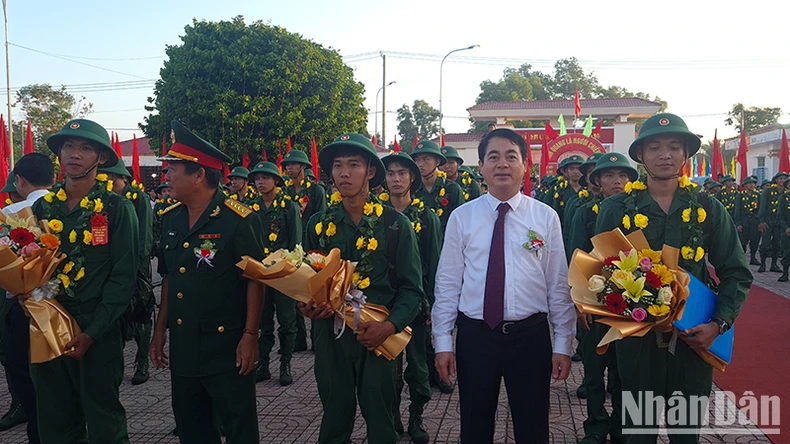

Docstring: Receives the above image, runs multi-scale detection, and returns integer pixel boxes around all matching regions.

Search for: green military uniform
[411,141,464,232]
[157,121,263,444]
[537,176,557,203]
[32,119,138,443]
[381,152,441,442]
[563,154,605,261]
[548,155,586,225]
[306,134,423,444]
[439,145,482,202]
[226,167,256,205]
[247,162,302,385]
[595,114,752,443]
[715,175,738,221]
[734,176,761,264]
[757,172,787,272]
[778,188,790,280]
[152,184,174,258]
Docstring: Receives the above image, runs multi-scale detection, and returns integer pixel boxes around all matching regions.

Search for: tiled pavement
[0,259,783,443]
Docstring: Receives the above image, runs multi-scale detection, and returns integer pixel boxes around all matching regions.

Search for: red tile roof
[431,133,484,144]
[467,97,661,111]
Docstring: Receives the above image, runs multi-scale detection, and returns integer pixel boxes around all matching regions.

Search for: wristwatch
[711,317,729,335]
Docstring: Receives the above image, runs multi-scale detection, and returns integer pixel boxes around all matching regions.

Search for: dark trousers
[5,303,40,443]
[759,223,781,258]
[580,319,622,443]
[738,216,760,257]
[456,312,552,444]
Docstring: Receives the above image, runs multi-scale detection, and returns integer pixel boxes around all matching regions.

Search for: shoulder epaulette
[224,199,253,218]
[161,201,182,215]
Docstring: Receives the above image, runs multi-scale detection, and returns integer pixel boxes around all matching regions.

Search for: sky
[5,0,790,149]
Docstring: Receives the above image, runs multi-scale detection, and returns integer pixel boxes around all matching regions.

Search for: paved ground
[0,259,783,443]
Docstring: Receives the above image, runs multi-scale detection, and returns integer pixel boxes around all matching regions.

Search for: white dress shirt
[432,192,576,356]
[3,189,49,216]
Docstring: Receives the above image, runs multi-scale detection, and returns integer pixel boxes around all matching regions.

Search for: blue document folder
[673,272,734,364]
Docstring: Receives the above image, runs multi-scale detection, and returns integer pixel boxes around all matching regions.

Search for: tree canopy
[396,100,441,153]
[725,103,783,134]
[140,16,367,164]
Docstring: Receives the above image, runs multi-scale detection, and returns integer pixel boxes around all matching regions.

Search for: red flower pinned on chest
[194,239,217,268]
[90,214,108,227]
[440,198,449,206]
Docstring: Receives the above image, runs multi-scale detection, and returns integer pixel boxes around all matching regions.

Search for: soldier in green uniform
[761,179,772,191]
[98,159,155,386]
[281,149,327,351]
[709,181,722,197]
[757,172,787,272]
[1,172,22,205]
[28,119,138,443]
[411,140,464,232]
[438,145,482,202]
[381,152,441,443]
[537,176,556,203]
[549,155,586,224]
[563,153,605,256]
[226,167,256,204]
[152,182,172,259]
[150,121,265,444]
[778,185,790,281]
[568,152,637,444]
[716,174,738,221]
[595,113,752,443]
[247,161,302,386]
[299,133,423,444]
[735,176,761,265]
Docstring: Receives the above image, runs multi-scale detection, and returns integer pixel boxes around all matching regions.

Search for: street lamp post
[375,81,395,143]
[439,45,479,133]
[2,0,11,167]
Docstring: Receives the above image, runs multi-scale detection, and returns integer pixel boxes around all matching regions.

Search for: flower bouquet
[0,207,81,363]
[235,245,411,360]
[568,229,691,355]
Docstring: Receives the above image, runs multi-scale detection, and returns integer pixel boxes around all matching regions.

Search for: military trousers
[738,216,760,257]
[781,227,790,267]
[616,332,713,444]
[580,319,622,443]
[259,289,297,364]
[394,317,432,422]
[294,308,311,349]
[171,371,258,444]
[759,223,782,258]
[29,320,128,444]
[314,318,400,444]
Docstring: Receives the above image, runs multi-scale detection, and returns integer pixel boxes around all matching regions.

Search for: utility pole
[2,0,12,167]
[381,54,386,149]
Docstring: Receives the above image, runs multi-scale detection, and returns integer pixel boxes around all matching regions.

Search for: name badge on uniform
[90,214,109,246]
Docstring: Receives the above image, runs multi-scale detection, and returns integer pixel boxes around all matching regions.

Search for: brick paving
[0,259,783,443]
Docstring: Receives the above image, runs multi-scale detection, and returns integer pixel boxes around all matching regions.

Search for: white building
[723,124,789,184]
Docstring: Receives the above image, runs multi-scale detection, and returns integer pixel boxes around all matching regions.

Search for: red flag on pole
[540,124,551,178]
[0,115,9,192]
[262,149,268,162]
[241,153,250,169]
[412,133,419,149]
[116,133,123,158]
[276,139,283,173]
[574,89,581,118]
[286,137,292,153]
[440,133,445,147]
[711,129,722,180]
[311,137,319,176]
[544,121,558,141]
[161,137,167,183]
[524,138,533,195]
[371,135,377,147]
[393,136,401,153]
[737,129,749,182]
[131,134,142,183]
[778,129,790,174]
[24,118,34,155]
[591,120,603,138]
[696,156,703,177]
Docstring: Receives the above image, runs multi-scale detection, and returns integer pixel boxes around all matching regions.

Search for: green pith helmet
[319,133,386,187]
[281,149,312,167]
[558,155,585,172]
[703,178,714,187]
[305,168,316,179]
[382,152,421,194]
[628,113,701,162]
[248,161,284,186]
[410,140,447,166]
[98,158,132,178]
[439,145,463,165]
[1,172,16,193]
[458,165,473,175]
[47,119,118,168]
[227,166,250,180]
[546,176,559,186]
[720,174,735,183]
[710,181,722,189]
[772,171,789,181]
[742,176,758,186]
[761,180,771,187]
[589,153,639,187]
[156,182,168,192]
[158,120,232,169]
[579,153,605,187]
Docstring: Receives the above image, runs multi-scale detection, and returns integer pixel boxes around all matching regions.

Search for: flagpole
[2,0,11,167]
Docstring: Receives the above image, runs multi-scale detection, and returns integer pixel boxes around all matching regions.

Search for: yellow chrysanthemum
[638,249,662,264]
[694,246,705,262]
[439,188,446,197]
[315,222,323,235]
[363,202,374,216]
[358,277,370,290]
[75,267,85,281]
[280,200,285,208]
[647,305,671,318]
[681,246,695,260]
[622,215,631,230]
[80,197,91,209]
[632,181,647,191]
[379,192,390,201]
[412,198,421,206]
[96,174,108,182]
[68,230,77,244]
[125,191,132,200]
[624,182,633,194]
[83,231,92,245]
[58,273,70,288]
[436,209,444,217]
[268,233,277,242]
[252,203,260,211]
[579,189,589,199]
[413,222,422,233]
[678,175,692,188]
[326,222,337,237]
[634,213,649,229]
[367,238,378,251]
[374,203,383,217]
[681,208,691,223]
[651,264,674,285]
[132,193,138,200]
[264,247,270,255]
[697,208,706,223]
[330,192,343,205]
[63,261,75,274]
[93,199,104,213]
[56,189,67,201]
[592,204,599,214]
[106,180,113,192]
[436,170,447,178]
[44,192,54,203]
[554,192,559,199]
[356,237,365,250]
[464,193,469,200]
[48,219,63,233]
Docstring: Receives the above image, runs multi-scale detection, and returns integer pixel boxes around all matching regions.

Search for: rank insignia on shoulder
[224,199,252,218]
[161,201,182,215]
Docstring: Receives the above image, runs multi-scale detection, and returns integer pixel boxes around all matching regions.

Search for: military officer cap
[319,133,386,187]
[628,113,701,162]
[579,153,605,186]
[227,166,250,180]
[47,119,119,168]
[772,171,789,181]
[0,172,16,193]
[720,174,735,183]
[439,145,464,165]
[98,158,132,178]
[248,161,284,186]
[155,182,169,192]
[410,140,447,166]
[742,176,758,185]
[589,153,638,187]
[382,151,422,194]
[281,149,312,167]
[158,120,231,171]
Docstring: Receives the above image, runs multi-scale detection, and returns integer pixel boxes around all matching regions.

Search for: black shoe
[408,416,430,444]
[576,385,586,399]
[255,364,271,382]
[394,417,404,435]
[131,360,150,385]
[172,426,178,436]
[758,261,766,273]
[770,261,782,272]
[750,257,761,266]
[571,352,582,362]
[579,435,606,444]
[293,342,308,352]
[0,402,25,431]
[779,268,789,282]
[437,379,454,394]
[279,362,293,386]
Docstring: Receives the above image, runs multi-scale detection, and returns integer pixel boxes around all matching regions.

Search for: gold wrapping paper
[236,248,411,360]
[27,298,81,363]
[569,229,690,355]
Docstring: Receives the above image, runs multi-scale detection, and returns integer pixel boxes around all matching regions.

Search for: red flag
[116,133,123,157]
[241,153,250,169]
[0,115,9,191]
[276,139,283,173]
[412,133,419,148]
[440,133,445,147]
[311,137,319,176]
[524,138,533,195]
[540,124,551,178]
[131,134,142,183]
[286,136,292,153]
[24,118,34,155]
[737,129,749,181]
[696,156,703,177]
[574,89,581,118]
[262,149,268,162]
[591,120,603,138]
[711,129,723,180]
[223,163,230,181]
[371,135,377,147]
[161,137,167,183]
[544,121,558,141]
[393,136,401,153]
[779,129,790,174]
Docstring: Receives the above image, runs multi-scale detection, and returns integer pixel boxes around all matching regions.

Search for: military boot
[770,257,782,272]
[750,254,760,266]
[779,266,789,282]
[131,359,150,385]
[408,415,429,444]
[0,401,25,431]
[255,362,271,382]
[279,362,293,386]
[394,410,404,435]
[758,256,766,273]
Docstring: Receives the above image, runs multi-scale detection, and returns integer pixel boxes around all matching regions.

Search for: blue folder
[673,272,734,364]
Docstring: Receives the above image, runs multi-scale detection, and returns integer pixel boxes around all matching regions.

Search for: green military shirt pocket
[199,314,243,363]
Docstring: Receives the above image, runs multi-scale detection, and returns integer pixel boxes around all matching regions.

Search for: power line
[10,43,150,79]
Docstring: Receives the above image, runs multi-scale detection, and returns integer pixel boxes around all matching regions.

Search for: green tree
[469,63,551,132]
[725,103,782,134]
[396,100,441,153]
[11,83,92,158]
[547,57,599,100]
[140,16,367,164]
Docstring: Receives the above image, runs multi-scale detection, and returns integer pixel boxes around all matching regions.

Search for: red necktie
[484,202,510,329]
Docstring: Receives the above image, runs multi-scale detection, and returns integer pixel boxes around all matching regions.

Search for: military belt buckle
[501,322,516,335]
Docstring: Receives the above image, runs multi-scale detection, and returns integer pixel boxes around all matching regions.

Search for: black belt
[458,311,547,335]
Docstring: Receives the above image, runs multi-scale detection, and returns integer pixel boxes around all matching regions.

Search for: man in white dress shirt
[433,128,576,444]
